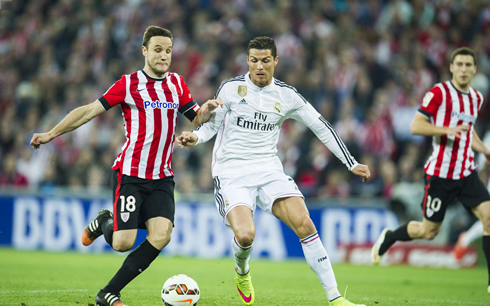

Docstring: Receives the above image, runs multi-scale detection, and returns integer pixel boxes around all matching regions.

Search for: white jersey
[193,72,358,177]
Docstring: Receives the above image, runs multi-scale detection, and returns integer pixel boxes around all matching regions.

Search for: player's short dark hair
[142,26,173,48]
[247,36,277,58]
[450,47,477,65]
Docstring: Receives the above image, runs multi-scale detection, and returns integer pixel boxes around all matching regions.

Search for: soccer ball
[161,274,200,306]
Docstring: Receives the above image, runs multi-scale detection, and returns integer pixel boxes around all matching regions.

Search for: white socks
[301,232,340,301]
[232,237,253,275]
[462,221,484,246]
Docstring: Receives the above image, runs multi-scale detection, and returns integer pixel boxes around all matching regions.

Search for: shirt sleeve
[193,82,230,144]
[288,100,359,171]
[418,86,443,118]
[177,75,200,122]
[99,75,126,110]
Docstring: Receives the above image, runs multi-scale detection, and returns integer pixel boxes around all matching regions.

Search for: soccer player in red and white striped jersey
[372,47,490,293]
[30,26,222,306]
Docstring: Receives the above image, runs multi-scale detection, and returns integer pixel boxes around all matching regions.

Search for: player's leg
[454,220,483,260]
[82,170,123,247]
[214,175,256,305]
[457,170,490,292]
[472,201,490,293]
[97,176,173,306]
[372,174,454,264]
[272,196,343,302]
[228,206,255,275]
[372,217,442,265]
[228,206,255,305]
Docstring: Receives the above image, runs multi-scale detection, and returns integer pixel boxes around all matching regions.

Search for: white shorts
[213,170,303,227]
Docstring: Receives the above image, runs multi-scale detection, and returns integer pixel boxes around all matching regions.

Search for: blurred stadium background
[1,0,490,292]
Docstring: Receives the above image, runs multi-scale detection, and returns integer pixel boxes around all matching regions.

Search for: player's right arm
[31,75,126,150]
[178,81,231,148]
[177,105,224,148]
[411,86,469,137]
[30,100,105,150]
[410,112,469,137]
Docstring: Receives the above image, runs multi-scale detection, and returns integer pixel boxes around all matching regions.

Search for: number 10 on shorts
[426,195,442,218]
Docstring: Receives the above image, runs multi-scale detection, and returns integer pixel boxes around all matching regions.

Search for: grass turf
[0,248,488,305]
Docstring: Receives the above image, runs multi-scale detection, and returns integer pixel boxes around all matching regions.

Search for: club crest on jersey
[273,103,282,114]
[168,84,176,92]
[144,100,178,110]
[225,200,230,208]
[422,92,434,107]
[121,212,130,223]
[238,85,247,97]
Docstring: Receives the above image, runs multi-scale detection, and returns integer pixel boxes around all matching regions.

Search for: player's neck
[143,66,166,79]
[450,79,470,93]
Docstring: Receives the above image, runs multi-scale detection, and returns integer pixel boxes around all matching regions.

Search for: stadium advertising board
[2,195,460,266]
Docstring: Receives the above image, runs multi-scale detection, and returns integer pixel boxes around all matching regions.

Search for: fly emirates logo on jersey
[144,100,179,110]
[236,112,275,131]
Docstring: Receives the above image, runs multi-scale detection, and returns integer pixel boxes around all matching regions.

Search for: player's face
[450,54,476,90]
[247,49,278,87]
[142,36,173,78]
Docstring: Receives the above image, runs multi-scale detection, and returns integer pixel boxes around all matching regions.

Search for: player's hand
[352,164,370,182]
[446,125,469,138]
[30,132,53,150]
[200,97,223,114]
[177,131,198,148]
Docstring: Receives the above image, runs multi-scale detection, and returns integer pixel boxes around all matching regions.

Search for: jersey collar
[141,69,168,81]
[449,80,470,95]
[245,72,275,92]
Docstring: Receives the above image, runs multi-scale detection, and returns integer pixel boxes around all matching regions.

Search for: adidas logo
[239,99,247,104]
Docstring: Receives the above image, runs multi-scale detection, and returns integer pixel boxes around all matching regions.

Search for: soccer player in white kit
[177,36,370,306]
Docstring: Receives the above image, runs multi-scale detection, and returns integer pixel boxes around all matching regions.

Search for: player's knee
[422,228,439,240]
[112,239,134,252]
[296,216,316,238]
[148,231,171,250]
[235,230,255,247]
[481,219,490,234]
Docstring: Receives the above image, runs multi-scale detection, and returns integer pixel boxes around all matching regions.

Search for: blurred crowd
[1,0,490,217]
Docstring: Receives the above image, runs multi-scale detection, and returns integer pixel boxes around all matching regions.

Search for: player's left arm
[472,130,490,162]
[289,100,370,182]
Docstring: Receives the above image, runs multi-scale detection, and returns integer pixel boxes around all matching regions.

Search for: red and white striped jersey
[99,70,200,180]
[418,81,485,179]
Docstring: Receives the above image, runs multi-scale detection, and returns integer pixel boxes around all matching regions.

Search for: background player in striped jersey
[177,36,370,306]
[30,26,222,306]
[371,47,490,293]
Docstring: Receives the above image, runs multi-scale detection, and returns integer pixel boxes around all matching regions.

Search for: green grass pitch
[0,248,488,305]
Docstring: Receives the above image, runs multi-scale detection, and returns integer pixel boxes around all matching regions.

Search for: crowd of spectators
[1,0,490,218]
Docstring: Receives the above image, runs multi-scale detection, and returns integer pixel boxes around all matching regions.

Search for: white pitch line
[360,297,487,305]
[0,289,88,294]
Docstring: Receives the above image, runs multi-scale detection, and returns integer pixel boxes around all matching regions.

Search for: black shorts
[421,171,490,222]
[112,170,175,231]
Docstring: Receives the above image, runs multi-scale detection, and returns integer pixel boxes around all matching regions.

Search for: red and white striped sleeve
[99,75,127,110]
[418,85,443,118]
[175,74,200,121]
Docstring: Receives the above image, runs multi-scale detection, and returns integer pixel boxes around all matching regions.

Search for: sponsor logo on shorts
[121,212,130,222]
